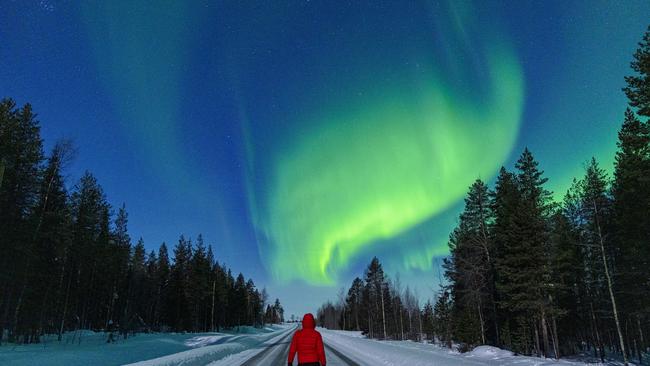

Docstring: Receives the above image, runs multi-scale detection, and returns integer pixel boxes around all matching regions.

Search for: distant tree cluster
[321,25,650,365]
[318,257,427,342]
[264,298,285,325]
[0,100,282,344]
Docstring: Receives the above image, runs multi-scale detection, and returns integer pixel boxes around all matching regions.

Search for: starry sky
[1,0,649,318]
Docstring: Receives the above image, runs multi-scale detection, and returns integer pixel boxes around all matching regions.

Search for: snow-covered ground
[319,328,631,366]
[1,325,637,365]
[0,325,290,366]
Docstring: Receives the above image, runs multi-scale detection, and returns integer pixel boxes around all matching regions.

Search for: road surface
[240,327,358,366]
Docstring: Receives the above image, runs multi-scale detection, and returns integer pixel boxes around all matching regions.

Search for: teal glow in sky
[1,0,649,316]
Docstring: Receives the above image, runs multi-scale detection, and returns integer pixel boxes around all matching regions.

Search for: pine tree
[188,235,211,331]
[445,179,496,346]
[16,141,72,342]
[578,158,629,363]
[122,237,147,336]
[231,274,247,327]
[0,99,44,343]
[491,167,522,351]
[620,26,650,364]
[144,250,158,327]
[155,242,170,329]
[68,172,111,333]
[433,289,453,348]
[421,300,435,341]
[493,149,556,356]
[363,257,388,339]
[169,236,191,331]
[546,208,580,358]
[273,298,284,323]
[104,204,131,334]
[612,109,650,364]
[346,277,364,331]
[624,25,650,116]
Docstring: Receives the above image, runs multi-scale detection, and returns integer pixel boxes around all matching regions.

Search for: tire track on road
[324,343,361,366]
[270,334,291,365]
[240,326,296,366]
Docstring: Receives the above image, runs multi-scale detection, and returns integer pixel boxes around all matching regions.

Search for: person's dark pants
[298,363,321,366]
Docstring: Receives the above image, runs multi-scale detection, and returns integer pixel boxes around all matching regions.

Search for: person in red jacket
[288,313,326,366]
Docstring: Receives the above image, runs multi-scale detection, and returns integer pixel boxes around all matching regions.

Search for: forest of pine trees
[317,257,429,343]
[0,100,283,345]
[320,25,650,364]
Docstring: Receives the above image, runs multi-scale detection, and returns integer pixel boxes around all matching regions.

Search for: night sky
[2,0,649,317]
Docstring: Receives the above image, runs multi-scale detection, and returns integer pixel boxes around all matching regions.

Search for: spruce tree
[346,277,364,331]
[445,179,496,346]
[491,167,522,351]
[189,235,211,331]
[421,300,435,341]
[546,207,580,358]
[493,149,556,356]
[363,257,388,339]
[433,289,453,348]
[169,236,191,331]
[155,242,170,329]
[69,172,111,332]
[0,100,44,343]
[624,25,650,116]
[612,109,649,364]
[579,158,629,363]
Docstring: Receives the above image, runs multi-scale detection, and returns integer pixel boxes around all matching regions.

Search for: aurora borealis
[2,0,649,316]
[263,42,524,284]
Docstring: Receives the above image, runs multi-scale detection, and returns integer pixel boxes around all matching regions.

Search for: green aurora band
[262,44,525,285]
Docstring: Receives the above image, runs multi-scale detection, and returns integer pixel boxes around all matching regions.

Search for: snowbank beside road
[320,328,617,366]
[464,345,514,360]
[127,325,294,366]
[0,325,287,366]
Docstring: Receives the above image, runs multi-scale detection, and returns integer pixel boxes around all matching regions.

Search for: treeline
[317,257,430,342]
[320,25,650,364]
[0,99,283,344]
[441,26,650,363]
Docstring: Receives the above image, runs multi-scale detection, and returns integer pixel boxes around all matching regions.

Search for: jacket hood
[302,313,315,329]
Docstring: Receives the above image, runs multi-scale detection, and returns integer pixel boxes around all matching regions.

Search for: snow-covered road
[210,324,299,366]
[229,325,355,366]
[1,326,619,365]
[212,326,608,366]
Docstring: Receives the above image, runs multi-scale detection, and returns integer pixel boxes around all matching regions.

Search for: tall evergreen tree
[620,26,650,363]
[491,167,525,352]
[580,158,628,363]
[363,257,388,339]
[624,25,650,116]
[168,236,191,331]
[155,242,170,328]
[612,109,650,308]
[16,141,72,342]
[444,179,495,346]
[188,235,211,331]
[69,172,111,331]
[494,149,556,356]
[433,289,453,348]
[0,100,44,343]
[346,277,364,331]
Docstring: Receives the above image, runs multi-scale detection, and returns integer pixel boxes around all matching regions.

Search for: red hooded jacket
[288,313,326,365]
